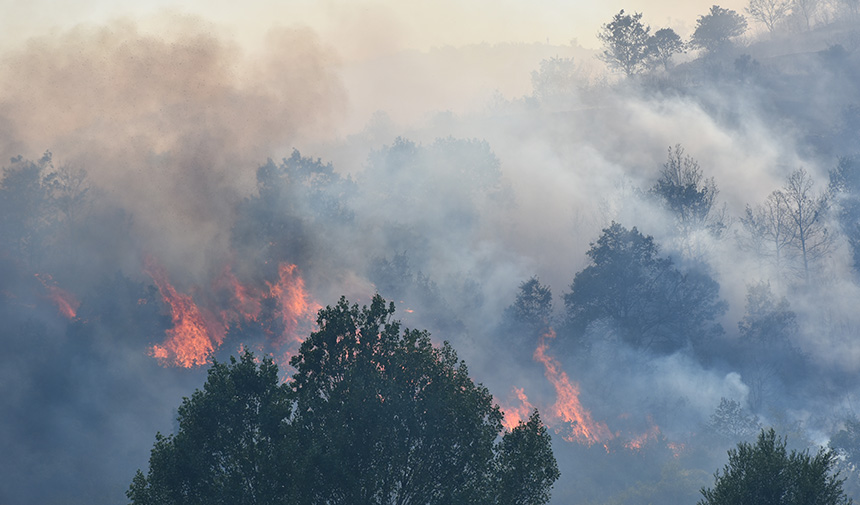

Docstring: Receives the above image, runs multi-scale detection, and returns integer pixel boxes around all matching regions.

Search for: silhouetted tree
[699,428,850,505]
[563,222,726,353]
[746,0,792,33]
[648,28,686,70]
[505,276,553,327]
[131,297,561,505]
[792,0,821,30]
[650,145,726,258]
[691,6,749,53]
[598,10,652,77]
[742,168,831,280]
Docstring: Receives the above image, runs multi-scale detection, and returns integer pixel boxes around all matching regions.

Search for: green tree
[130,296,560,505]
[691,5,748,53]
[829,156,860,273]
[563,222,726,353]
[127,352,294,505]
[505,276,553,328]
[597,10,652,77]
[699,428,851,505]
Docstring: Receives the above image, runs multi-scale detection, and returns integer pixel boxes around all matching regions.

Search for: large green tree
[699,428,851,505]
[129,295,560,505]
[690,5,748,53]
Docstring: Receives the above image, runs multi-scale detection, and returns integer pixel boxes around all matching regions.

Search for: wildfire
[500,387,535,430]
[35,273,80,319]
[624,420,661,451]
[534,329,613,446]
[145,257,320,369]
[144,257,224,368]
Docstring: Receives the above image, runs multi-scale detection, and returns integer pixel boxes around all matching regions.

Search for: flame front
[534,329,613,445]
[35,273,80,319]
[500,387,535,430]
[145,259,319,369]
[144,257,223,368]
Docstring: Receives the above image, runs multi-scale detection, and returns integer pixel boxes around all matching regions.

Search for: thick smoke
[4,8,860,505]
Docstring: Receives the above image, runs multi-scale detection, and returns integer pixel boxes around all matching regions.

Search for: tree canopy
[699,428,851,505]
[691,5,748,53]
[597,10,653,77]
[128,295,560,505]
[563,222,726,353]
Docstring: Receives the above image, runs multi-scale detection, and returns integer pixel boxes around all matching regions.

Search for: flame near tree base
[144,256,320,369]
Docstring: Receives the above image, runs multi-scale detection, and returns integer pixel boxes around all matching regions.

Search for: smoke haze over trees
[6,2,860,504]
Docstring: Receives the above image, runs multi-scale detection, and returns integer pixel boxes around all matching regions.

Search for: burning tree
[129,295,560,505]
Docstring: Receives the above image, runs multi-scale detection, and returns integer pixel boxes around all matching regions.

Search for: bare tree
[741,168,832,281]
[792,0,821,30]
[782,168,832,280]
[741,191,796,271]
[746,0,793,32]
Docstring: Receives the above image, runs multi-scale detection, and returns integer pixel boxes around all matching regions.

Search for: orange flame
[534,329,613,445]
[267,263,321,349]
[500,387,535,430]
[144,258,320,369]
[624,420,661,451]
[144,257,223,368]
[35,273,80,319]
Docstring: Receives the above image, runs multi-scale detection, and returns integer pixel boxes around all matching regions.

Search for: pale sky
[2,0,749,57]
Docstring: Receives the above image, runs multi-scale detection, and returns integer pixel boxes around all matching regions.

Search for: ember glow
[534,329,613,446]
[35,273,80,319]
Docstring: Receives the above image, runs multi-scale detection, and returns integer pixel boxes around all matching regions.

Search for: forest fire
[144,257,223,368]
[534,329,613,446]
[500,387,535,430]
[35,273,80,319]
[145,258,320,368]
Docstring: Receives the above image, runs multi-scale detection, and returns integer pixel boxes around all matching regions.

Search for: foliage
[707,398,762,442]
[650,145,726,258]
[505,276,553,327]
[597,10,653,77]
[746,0,793,32]
[649,28,686,70]
[736,282,804,411]
[699,428,851,505]
[691,5,749,53]
[129,296,560,505]
[563,222,726,353]
[127,352,294,505]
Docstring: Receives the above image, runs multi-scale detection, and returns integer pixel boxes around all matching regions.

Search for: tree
[792,0,821,30]
[829,156,860,273]
[830,416,860,498]
[691,5,749,53]
[742,168,831,280]
[505,276,553,328]
[648,28,685,70]
[746,0,793,33]
[699,428,851,505]
[130,296,560,505]
[127,352,295,505]
[736,282,803,411]
[563,222,726,353]
[707,398,761,442]
[530,56,582,106]
[597,10,652,77]
[650,145,726,258]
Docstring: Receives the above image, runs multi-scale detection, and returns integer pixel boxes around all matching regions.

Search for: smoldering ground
[4,9,860,505]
